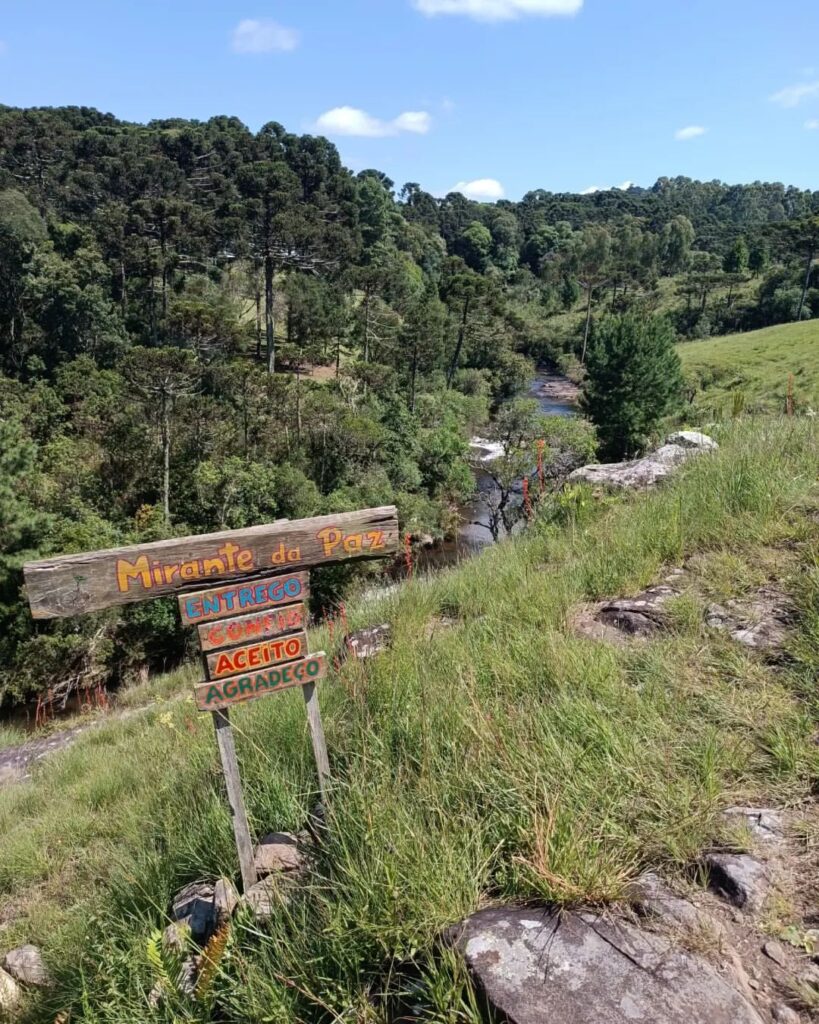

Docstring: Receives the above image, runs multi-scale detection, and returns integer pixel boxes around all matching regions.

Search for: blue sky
[1,0,817,200]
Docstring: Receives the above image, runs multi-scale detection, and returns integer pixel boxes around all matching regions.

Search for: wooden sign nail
[197,603,306,652]
[194,652,328,711]
[180,573,308,626]
[204,632,308,680]
[24,506,398,619]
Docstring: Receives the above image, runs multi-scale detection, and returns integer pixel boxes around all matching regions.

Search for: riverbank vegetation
[1,105,817,709]
[0,417,816,1022]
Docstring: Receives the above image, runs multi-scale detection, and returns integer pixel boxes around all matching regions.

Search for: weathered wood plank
[180,573,308,627]
[24,507,398,619]
[197,602,306,652]
[204,631,308,680]
[212,709,257,892]
[302,681,331,803]
[194,652,328,712]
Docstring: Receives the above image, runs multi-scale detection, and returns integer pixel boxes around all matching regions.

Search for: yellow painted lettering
[116,556,152,593]
[317,526,343,557]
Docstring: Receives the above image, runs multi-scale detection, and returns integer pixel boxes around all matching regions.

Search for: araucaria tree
[582,313,683,460]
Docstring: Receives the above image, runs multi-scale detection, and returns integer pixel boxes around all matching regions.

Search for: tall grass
[1,418,817,1023]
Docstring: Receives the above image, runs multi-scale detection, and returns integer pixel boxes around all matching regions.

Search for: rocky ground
[449,799,819,1023]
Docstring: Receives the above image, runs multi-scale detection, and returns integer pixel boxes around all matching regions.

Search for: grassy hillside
[1,419,817,1022]
[679,320,819,417]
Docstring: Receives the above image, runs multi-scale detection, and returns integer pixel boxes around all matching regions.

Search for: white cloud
[392,110,432,134]
[579,181,634,195]
[413,0,582,21]
[231,18,299,54]
[452,178,505,200]
[806,119,819,131]
[675,124,707,141]
[314,106,432,138]
[769,79,819,108]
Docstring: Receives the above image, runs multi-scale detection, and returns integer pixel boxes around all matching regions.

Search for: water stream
[411,372,578,573]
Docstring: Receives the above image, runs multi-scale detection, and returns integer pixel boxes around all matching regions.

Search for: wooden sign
[195,652,328,711]
[197,603,305,652]
[24,506,398,619]
[180,573,307,627]
[21,506,398,895]
[204,632,308,680]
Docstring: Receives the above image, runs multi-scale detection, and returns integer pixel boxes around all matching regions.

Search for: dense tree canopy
[0,103,817,706]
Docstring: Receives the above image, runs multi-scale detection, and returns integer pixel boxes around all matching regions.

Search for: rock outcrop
[450,906,764,1024]
[2,945,50,988]
[569,432,717,490]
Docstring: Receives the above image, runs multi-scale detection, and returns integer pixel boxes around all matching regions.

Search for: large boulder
[568,433,717,491]
[450,906,764,1024]
[3,945,50,987]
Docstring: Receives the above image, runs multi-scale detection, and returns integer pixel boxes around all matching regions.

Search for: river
[412,371,578,572]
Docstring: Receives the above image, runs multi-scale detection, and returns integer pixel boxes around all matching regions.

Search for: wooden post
[212,709,257,893]
[301,681,331,803]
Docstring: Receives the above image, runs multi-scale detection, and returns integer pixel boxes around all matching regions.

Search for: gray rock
[0,968,21,1012]
[706,589,791,653]
[254,832,304,877]
[450,906,764,1024]
[598,584,679,636]
[772,1005,800,1023]
[171,881,216,941]
[178,957,199,997]
[162,921,191,953]
[722,807,784,843]
[568,434,717,492]
[344,623,392,660]
[704,853,770,911]
[213,877,239,924]
[631,872,708,932]
[568,451,681,490]
[2,944,50,987]
[763,939,788,967]
[652,443,692,466]
[665,431,719,451]
[243,878,284,922]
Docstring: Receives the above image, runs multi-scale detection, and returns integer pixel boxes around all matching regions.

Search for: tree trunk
[581,282,593,364]
[161,392,171,526]
[446,296,470,387]
[265,253,275,375]
[254,265,262,361]
[410,340,418,413]
[363,287,371,363]
[797,248,814,322]
[295,362,302,442]
[120,261,127,319]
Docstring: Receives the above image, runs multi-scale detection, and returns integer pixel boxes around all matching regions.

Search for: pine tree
[582,313,683,460]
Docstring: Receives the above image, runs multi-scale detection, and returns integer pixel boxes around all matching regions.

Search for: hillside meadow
[679,320,819,417]
[0,416,817,1022]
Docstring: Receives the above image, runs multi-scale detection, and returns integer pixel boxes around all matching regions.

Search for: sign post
[23,507,398,889]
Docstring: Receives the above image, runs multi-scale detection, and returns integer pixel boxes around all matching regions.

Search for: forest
[1,103,818,708]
